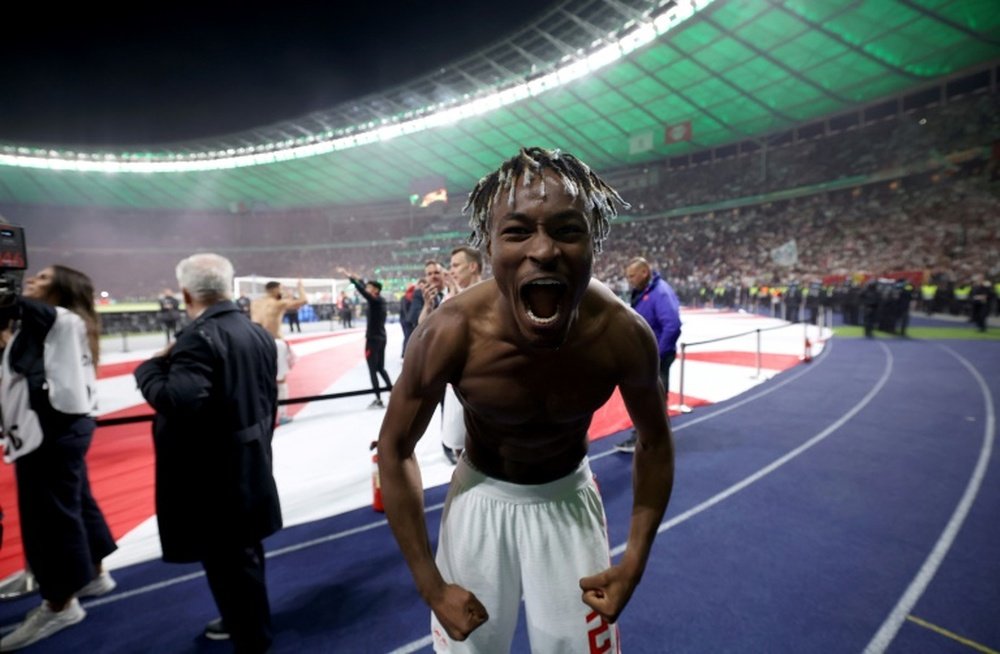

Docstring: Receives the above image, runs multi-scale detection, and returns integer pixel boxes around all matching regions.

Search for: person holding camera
[0,265,118,652]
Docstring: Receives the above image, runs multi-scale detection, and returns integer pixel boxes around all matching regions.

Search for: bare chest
[456,350,618,426]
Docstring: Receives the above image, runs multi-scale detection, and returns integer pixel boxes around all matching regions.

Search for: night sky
[1,2,553,147]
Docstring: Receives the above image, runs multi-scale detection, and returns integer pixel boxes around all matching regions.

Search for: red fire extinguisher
[370,441,384,513]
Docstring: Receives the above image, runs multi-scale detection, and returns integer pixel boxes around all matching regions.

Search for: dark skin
[377,169,675,642]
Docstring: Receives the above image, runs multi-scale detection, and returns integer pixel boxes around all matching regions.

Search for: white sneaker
[77,571,116,598]
[0,599,86,651]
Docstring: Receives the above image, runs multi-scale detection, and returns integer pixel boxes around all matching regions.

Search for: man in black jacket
[136,253,281,653]
[157,289,181,344]
[338,266,393,408]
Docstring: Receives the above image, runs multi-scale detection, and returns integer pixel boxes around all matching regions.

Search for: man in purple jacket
[616,257,682,453]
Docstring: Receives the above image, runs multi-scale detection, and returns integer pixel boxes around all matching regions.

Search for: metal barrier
[95,386,392,427]
[670,322,803,414]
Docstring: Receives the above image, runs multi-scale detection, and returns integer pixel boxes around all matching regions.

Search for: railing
[94,386,393,427]
[0,384,392,601]
[670,317,826,414]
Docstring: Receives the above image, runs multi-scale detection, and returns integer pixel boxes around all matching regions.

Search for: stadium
[0,0,997,652]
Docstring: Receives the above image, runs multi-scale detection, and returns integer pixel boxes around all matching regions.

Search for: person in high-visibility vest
[920,283,936,315]
[953,282,972,317]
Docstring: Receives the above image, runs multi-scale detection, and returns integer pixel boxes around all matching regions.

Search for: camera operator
[0,265,117,651]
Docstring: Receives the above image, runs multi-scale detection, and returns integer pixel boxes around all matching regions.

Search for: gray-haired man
[136,253,282,652]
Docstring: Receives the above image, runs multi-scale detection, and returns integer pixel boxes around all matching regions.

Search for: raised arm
[281,279,308,311]
[338,267,377,303]
[377,310,488,640]
[417,284,439,324]
[580,313,674,623]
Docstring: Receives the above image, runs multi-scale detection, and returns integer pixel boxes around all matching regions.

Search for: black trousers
[971,303,989,332]
[365,336,393,400]
[863,305,878,337]
[400,321,415,356]
[202,541,272,653]
[163,320,178,344]
[659,350,676,393]
[15,417,117,603]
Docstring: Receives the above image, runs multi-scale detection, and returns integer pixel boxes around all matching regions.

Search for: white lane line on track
[863,346,996,654]
[590,337,834,465]
[390,636,434,653]
[386,340,878,654]
[609,340,892,556]
[69,502,449,615]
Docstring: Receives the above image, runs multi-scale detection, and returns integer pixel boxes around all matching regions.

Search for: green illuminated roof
[0,0,997,211]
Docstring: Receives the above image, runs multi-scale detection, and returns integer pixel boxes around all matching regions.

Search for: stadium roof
[1,0,998,211]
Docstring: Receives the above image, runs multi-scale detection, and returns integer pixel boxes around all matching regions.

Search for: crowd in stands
[596,163,999,295]
[1,90,996,313]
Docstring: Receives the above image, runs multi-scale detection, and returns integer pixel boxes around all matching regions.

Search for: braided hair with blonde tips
[462,146,629,253]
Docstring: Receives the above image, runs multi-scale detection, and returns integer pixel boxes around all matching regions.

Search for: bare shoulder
[583,279,650,341]
[404,285,484,385]
[581,279,658,376]
[250,295,271,312]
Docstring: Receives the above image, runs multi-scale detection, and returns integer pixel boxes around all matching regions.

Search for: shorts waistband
[453,453,594,504]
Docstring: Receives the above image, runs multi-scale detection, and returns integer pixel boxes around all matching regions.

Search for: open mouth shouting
[520,277,568,327]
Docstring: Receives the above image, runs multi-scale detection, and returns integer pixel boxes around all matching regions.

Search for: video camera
[0,225,27,309]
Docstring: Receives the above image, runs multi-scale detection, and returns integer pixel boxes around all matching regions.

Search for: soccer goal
[233,275,350,304]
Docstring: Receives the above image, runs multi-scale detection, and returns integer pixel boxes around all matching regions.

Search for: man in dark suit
[158,288,181,344]
[136,253,281,653]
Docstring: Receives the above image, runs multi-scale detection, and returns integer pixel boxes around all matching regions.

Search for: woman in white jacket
[0,265,117,652]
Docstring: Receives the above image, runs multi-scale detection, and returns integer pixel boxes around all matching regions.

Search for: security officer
[861,279,880,338]
[877,278,898,333]
[785,280,802,322]
[953,281,971,316]
[970,275,994,332]
[920,281,936,315]
[895,278,914,336]
[806,279,823,325]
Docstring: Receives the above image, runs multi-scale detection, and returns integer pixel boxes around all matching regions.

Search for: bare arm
[281,279,308,311]
[377,311,488,639]
[580,314,674,623]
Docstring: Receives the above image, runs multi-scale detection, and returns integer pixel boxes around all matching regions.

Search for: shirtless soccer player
[378,147,675,653]
[251,279,307,425]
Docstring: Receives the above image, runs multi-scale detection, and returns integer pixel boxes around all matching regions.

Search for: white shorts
[432,455,619,653]
[275,338,295,380]
[440,385,466,450]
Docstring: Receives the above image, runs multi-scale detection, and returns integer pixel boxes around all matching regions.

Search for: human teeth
[527,309,559,325]
[529,279,562,286]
